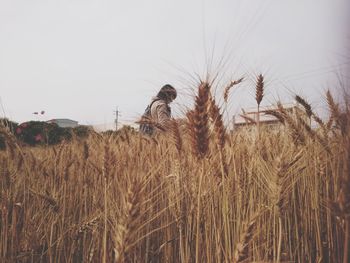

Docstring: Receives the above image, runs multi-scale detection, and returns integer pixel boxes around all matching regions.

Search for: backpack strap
[149,98,161,108]
[139,99,162,135]
[148,98,162,116]
[150,99,171,118]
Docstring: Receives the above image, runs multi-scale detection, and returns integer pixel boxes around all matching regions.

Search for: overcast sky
[0,0,349,128]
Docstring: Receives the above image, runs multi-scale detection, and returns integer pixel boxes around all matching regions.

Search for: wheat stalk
[223,77,244,103]
[187,82,210,159]
[234,212,261,263]
[208,96,228,177]
[295,95,312,118]
[326,90,340,122]
[277,102,306,145]
[169,119,182,155]
[115,179,142,263]
[264,109,285,124]
[255,74,264,107]
[208,96,226,149]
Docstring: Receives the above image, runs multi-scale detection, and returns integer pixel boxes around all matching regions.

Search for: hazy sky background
[0,0,349,129]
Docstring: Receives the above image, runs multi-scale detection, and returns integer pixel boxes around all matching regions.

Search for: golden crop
[1,79,349,262]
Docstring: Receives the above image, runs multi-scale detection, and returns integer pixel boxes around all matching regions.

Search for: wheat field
[1,80,349,262]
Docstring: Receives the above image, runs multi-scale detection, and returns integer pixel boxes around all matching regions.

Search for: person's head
[157,84,177,103]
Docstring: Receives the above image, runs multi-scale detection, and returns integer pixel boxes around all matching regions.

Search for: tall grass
[0,86,349,262]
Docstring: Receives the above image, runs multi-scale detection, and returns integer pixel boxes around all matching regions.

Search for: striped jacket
[150,97,171,128]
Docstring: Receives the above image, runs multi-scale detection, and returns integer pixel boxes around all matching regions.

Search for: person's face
[167,94,176,103]
[168,93,176,103]
[170,93,176,102]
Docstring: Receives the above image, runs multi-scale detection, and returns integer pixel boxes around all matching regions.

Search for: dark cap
[158,84,177,101]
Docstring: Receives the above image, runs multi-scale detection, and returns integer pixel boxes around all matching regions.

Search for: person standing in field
[139,84,177,135]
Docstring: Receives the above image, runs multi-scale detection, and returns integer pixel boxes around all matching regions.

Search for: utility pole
[114,107,121,131]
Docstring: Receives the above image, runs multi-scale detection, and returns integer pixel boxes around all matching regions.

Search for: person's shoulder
[152,99,167,108]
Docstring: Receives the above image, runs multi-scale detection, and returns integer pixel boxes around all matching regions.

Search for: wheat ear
[223,77,244,103]
[188,82,210,159]
[209,95,228,176]
[295,95,312,118]
[234,212,261,263]
[115,179,142,263]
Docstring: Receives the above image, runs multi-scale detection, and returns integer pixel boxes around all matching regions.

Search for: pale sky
[0,0,349,128]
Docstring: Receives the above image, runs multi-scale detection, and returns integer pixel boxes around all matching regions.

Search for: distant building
[233,102,305,130]
[47,119,79,128]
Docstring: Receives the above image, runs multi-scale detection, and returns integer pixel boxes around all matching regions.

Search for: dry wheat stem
[223,77,244,103]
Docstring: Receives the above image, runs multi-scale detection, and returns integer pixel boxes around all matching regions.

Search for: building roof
[234,102,304,125]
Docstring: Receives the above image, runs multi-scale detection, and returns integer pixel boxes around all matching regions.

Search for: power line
[113,107,121,131]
